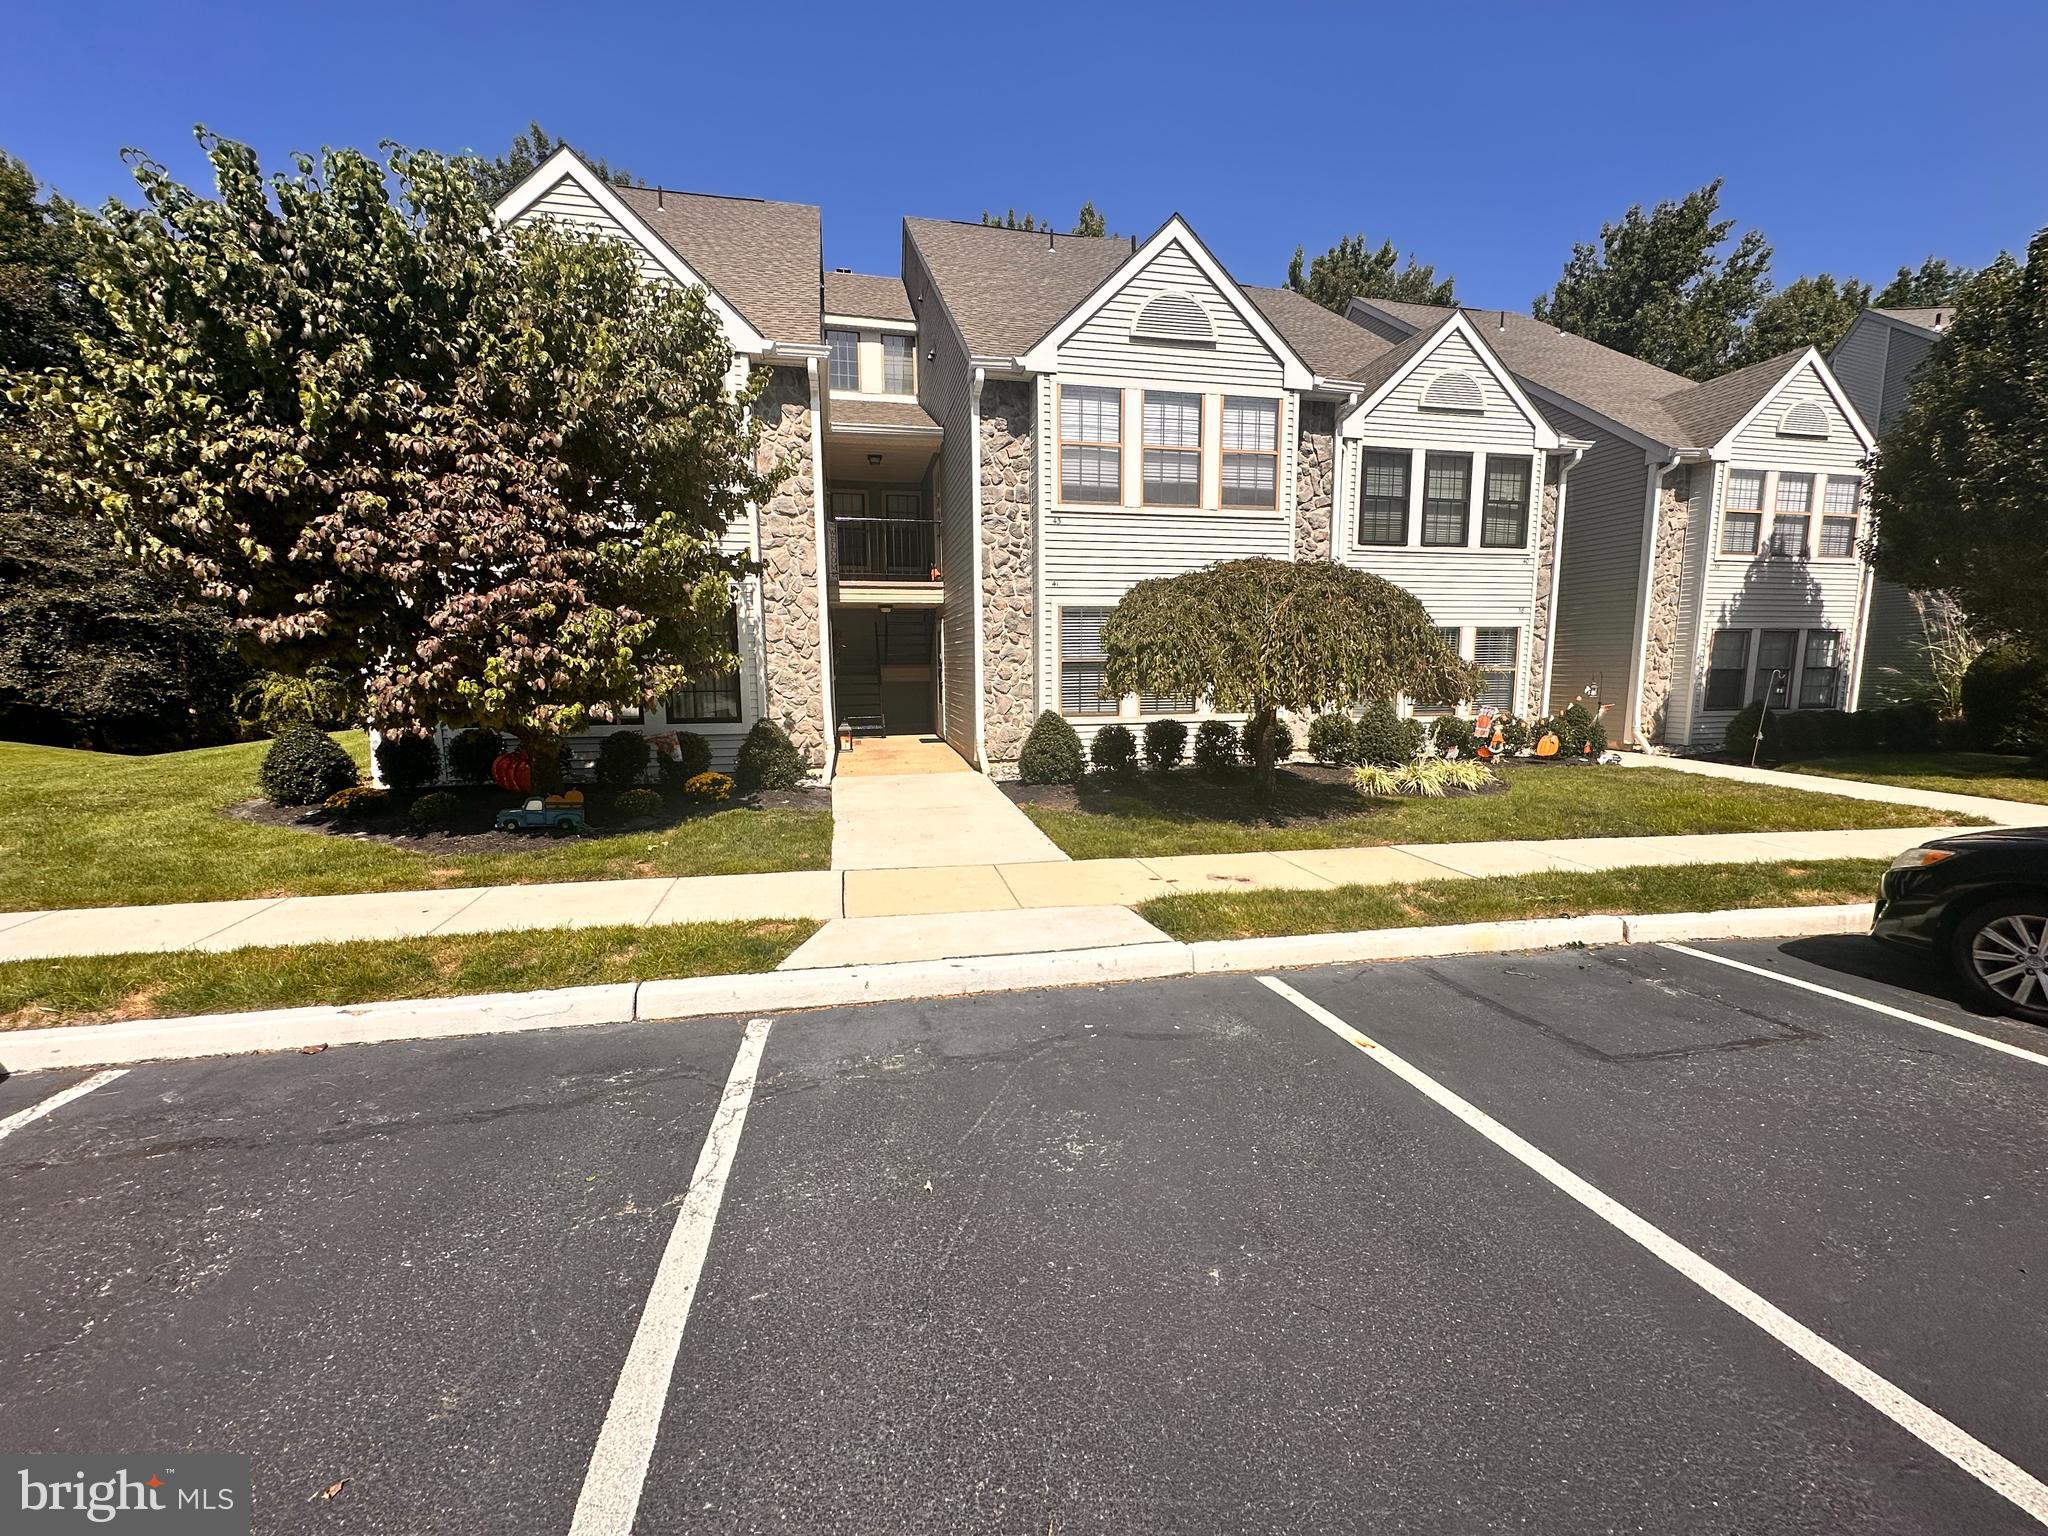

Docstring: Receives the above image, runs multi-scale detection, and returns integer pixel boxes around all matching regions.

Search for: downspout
[805,356,838,778]
[1539,444,1584,717]
[1623,456,1675,747]
[968,366,989,772]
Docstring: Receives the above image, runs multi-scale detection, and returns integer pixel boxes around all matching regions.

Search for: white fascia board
[1336,314,1563,450]
[1017,215,1315,391]
[824,313,918,335]
[491,147,771,356]
[1707,348,1877,458]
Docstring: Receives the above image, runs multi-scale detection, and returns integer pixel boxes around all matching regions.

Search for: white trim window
[1358,450,1410,546]
[1220,397,1278,509]
[1704,629,1750,710]
[1819,476,1860,558]
[1059,606,1117,716]
[665,614,744,724]
[827,329,860,392]
[1799,630,1843,707]
[1752,628,1799,706]
[1141,391,1202,507]
[1474,627,1518,713]
[1059,386,1122,505]
[1481,456,1531,549]
[1770,473,1814,557]
[881,333,915,394]
[1413,624,1464,715]
[1421,452,1471,546]
[1721,469,1764,555]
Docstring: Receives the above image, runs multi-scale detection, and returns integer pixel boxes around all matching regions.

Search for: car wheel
[1950,897,2048,1025]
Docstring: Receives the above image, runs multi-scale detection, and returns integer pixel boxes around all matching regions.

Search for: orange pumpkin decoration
[491,750,532,793]
[1535,732,1561,758]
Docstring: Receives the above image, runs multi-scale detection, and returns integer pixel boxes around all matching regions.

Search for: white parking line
[1257,974,2048,1529]
[0,1069,126,1142]
[1661,943,2048,1067]
[567,1018,773,1536]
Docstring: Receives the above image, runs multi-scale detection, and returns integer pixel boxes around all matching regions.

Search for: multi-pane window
[1721,469,1764,555]
[1220,397,1278,508]
[1421,452,1471,546]
[1139,688,1195,714]
[1358,450,1410,545]
[1142,392,1202,506]
[1059,386,1122,504]
[1473,628,1518,713]
[1705,629,1750,710]
[1059,607,1117,716]
[881,333,915,393]
[666,615,743,723]
[827,489,867,518]
[884,492,920,518]
[1415,626,1462,714]
[1800,630,1842,708]
[1481,456,1531,548]
[827,329,859,392]
[1770,473,1813,557]
[1752,629,1798,705]
[1820,477,1859,558]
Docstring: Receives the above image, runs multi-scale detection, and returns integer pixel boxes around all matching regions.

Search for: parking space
[2,938,2045,1532]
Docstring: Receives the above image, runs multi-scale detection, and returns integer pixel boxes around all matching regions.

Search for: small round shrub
[1192,719,1240,777]
[655,731,715,791]
[1353,700,1417,767]
[1494,714,1532,755]
[1143,717,1188,773]
[1090,723,1138,775]
[735,719,809,792]
[323,785,390,820]
[1961,643,2048,753]
[1429,715,1471,757]
[1308,713,1357,766]
[683,770,733,803]
[259,725,361,807]
[613,786,664,821]
[406,790,461,835]
[596,729,653,790]
[374,730,441,793]
[1724,700,1767,760]
[445,727,502,784]
[1018,710,1085,784]
[1240,717,1295,763]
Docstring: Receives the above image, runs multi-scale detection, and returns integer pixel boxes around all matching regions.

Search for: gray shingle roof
[828,396,941,433]
[824,271,914,323]
[1873,305,1953,334]
[904,218,1132,358]
[1658,348,1810,449]
[614,186,821,346]
[1242,285,1397,382]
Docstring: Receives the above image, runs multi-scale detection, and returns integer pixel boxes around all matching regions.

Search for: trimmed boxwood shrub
[734,719,808,792]
[596,729,652,789]
[1494,713,1532,755]
[1352,700,1419,767]
[1308,713,1356,766]
[445,727,501,784]
[1241,717,1295,764]
[374,730,441,793]
[1090,722,1138,775]
[1429,715,1471,757]
[323,785,389,820]
[1192,718,1240,777]
[406,790,461,834]
[259,725,360,807]
[613,786,663,821]
[1962,643,2048,753]
[1018,710,1085,784]
[1143,717,1188,773]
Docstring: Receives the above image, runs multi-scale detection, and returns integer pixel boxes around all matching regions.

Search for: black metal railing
[833,517,939,581]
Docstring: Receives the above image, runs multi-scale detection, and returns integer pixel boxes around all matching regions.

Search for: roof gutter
[759,340,832,362]
[969,353,1030,380]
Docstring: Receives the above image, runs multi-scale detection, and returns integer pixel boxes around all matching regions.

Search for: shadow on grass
[1069,768,1382,829]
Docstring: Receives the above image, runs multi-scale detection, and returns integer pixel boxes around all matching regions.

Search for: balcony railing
[833,516,939,582]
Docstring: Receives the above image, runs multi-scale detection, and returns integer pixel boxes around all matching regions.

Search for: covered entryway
[833,734,971,777]
[831,607,935,738]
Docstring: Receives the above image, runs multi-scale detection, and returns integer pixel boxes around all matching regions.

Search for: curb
[0,904,1876,1075]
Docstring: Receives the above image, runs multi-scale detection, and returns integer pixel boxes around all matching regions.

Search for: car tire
[1950,896,2048,1026]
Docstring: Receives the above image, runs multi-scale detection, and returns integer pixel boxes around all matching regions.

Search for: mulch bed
[226,783,827,853]
[1001,762,1517,823]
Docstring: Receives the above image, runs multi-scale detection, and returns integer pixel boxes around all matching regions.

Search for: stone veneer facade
[1292,401,1336,562]
[750,364,826,765]
[1525,461,1563,714]
[977,379,1037,772]
[1635,467,1693,745]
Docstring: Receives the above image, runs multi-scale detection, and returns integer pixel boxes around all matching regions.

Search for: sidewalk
[0,823,1961,964]
[1615,751,2048,828]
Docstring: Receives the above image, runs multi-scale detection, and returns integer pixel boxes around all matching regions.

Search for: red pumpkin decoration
[491,750,532,793]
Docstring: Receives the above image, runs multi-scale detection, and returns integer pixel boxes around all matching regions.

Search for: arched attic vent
[1778,400,1831,438]
[1421,370,1485,412]
[1130,290,1216,344]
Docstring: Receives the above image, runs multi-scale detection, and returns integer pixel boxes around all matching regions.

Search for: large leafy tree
[1101,559,1475,804]
[0,150,245,750]
[1286,234,1455,313]
[1533,180,1771,380]
[1729,272,1874,368]
[470,121,640,205]
[20,130,784,752]
[1875,256,1975,309]
[1868,230,2048,659]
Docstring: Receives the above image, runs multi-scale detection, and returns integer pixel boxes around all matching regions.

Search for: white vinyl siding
[1057,240,1286,388]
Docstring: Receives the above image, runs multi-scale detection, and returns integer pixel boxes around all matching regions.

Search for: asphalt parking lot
[4,935,2046,1534]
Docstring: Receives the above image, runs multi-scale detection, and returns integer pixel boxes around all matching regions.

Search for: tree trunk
[1248,704,1279,810]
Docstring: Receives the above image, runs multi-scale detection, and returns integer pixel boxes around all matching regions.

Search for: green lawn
[1139,858,1886,942]
[0,917,816,1030]
[1019,762,1981,861]
[1784,751,2048,806]
[0,734,831,911]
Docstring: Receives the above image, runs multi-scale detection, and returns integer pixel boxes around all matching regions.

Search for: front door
[877,611,934,735]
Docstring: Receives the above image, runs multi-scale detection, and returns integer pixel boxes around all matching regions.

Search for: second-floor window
[1421,453,1471,546]
[1721,469,1764,555]
[827,329,859,392]
[1142,392,1202,506]
[1481,456,1530,548]
[1770,473,1813,557]
[1219,397,1278,509]
[1358,450,1409,545]
[1059,385,1122,504]
[882,333,915,393]
[1820,476,1860,558]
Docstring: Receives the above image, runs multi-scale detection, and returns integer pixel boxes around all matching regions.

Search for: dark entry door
[877,611,934,735]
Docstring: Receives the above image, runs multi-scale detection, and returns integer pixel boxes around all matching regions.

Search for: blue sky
[8,0,2043,307]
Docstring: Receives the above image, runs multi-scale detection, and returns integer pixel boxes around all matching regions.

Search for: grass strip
[0,918,818,1031]
[1137,859,1888,943]
[1783,751,2048,807]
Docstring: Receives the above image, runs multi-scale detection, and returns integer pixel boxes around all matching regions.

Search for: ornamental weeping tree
[17,130,785,762]
[1101,559,1476,805]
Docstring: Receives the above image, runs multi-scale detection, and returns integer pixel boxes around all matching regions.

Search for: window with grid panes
[1421,453,1470,545]
[1799,630,1842,707]
[1752,629,1798,705]
[1819,477,1859,557]
[827,329,859,392]
[1412,625,1461,713]
[1705,629,1749,709]
[1481,456,1530,547]
[1770,473,1813,556]
[1473,627,1518,713]
[666,613,743,723]
[1219,397,1277,508]
[1358,450,1409,544]
[1060,386,1121,503]
[1142,392,1202,505]
[1721,469,1763,554]
[1059,607,1118,715]
[881,333,914,393]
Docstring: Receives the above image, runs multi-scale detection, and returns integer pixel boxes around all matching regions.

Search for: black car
[1873,827,2048,1024]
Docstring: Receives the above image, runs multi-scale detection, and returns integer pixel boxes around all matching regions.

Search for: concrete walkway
[830,769,1068,870]
[1617,751,2048,828]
